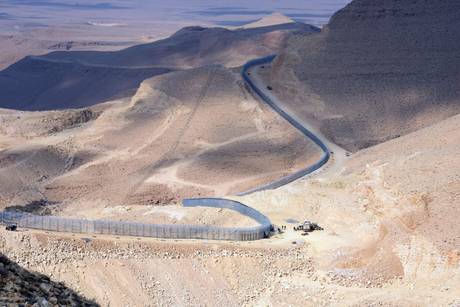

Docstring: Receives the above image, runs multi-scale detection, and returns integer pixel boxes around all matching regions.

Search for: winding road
[239,56,329,195]
[1,55,343,241]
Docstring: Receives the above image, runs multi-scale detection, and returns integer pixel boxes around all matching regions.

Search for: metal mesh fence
[0,198,272,241]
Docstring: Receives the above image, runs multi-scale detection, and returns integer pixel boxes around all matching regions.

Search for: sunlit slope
[0,23,318,111]
[240,113,460,304]
[0,66,321,210]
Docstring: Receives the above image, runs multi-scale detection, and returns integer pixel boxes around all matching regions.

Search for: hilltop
[0,65,321,213]
[0,2,459,306]
[1,113,458,306]
[0,22,317,111]
[241,12,296,29]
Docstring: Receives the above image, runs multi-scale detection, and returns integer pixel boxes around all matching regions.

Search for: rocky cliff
[269,0,460,151]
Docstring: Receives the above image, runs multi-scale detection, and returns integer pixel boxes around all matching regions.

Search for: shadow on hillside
[0,58,171,111]
[0,22,318,111]
[0,254,98,306]
[5,199,59,216]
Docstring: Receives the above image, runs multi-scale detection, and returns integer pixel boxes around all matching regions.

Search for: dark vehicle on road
[267,86,273,91]
[5,224,17,231]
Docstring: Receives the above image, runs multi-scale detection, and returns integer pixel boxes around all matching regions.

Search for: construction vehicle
[294,221,323,233]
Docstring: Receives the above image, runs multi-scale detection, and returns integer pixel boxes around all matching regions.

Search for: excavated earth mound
[268,0,460,151]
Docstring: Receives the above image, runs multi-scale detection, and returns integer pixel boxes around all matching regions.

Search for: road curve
[238,55,331,195]
[0,55,336,241]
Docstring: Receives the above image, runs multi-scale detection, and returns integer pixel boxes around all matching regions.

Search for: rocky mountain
[267,0,460,151]
[0,22,318,111]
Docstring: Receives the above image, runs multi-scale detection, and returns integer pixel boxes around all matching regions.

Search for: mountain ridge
[0,21,318,111]
[266,0,460,151]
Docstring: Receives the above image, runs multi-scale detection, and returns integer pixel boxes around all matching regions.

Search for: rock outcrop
[0,253,97,306]
[269,0,460,151]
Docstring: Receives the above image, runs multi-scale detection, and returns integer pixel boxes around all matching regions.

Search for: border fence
[0,55,332,241]
[0,198,272,241]
[239,55,331,195]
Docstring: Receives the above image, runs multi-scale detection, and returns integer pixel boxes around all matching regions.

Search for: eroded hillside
[0,65,321,215]
[0,23,318,111]
[1,114,458,306]
[267,0,460,151]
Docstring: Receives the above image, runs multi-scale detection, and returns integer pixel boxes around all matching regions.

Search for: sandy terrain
[0,29,144,71]
[248,62,350,177]
[0,22,318,111]
[58,204,258,228]
[0,1,347,70]
[2,112,458,306]
[0,2,459,306]
[267,0,460,151]
[0,64,321,215]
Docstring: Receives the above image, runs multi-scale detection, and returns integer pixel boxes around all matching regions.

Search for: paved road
[0,55,345,241]
[238,55,347,195]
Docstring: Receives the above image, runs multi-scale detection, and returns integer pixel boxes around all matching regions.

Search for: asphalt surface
[0,55,342,241]
[237,55,332,195]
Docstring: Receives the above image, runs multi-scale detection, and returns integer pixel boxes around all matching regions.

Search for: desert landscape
[0,0,459,306]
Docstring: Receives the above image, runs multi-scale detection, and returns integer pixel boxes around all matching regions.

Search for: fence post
[0,198,271,242]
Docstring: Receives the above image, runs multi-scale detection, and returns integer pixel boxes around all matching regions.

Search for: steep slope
[267,0,460,151]
[0,22,318,111]
[1,114,458,306]
[0,65,321,212]
[239,112,460,305]
[0,58,170,111]
[42,23,318,68]
[0,254,96,306]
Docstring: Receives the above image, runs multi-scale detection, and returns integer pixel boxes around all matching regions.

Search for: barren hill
[0,65,321,213]
[0,58,170,111]
[1,113,458,306]
[43,23,318,68]
[238,113,460,306]
[0,2,459,306]
[0,22,318,111]
[266,0,460,151]
[242,12,295,29]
